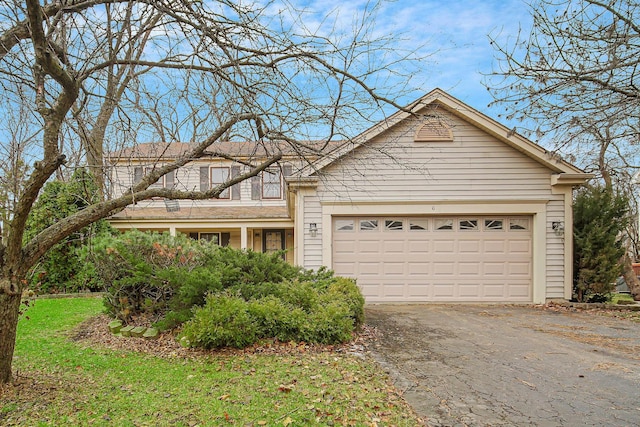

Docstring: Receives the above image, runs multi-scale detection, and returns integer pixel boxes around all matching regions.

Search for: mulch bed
[70,314,379,359]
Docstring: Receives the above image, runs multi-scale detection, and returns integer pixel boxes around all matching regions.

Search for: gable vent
[414,120,453,142]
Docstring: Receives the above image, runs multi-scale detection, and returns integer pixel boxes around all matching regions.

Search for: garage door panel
[458,239,481,253]
[433,240,455,253]
[459,262,481,275]
[484,262,507,276]
[509,262,531,276]
[509,240,531,254]
[384,262,406,275]
[407,284,430,298]
[433,262,455,276]
[507,284,531,298]
[383,240,406,253]
[408,239,430,253]
[358,240,382,254]
[358,262,381,276]
[408,261,430,275]
[483,284,508,298]
[334,240,356,254]
[382,283,406,298]
[433,284,456,298]
[484,240,507,254]
[333,216,532,302]
[459,284,481,297]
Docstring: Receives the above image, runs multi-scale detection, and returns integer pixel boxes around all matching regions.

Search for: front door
[263,229,285,256]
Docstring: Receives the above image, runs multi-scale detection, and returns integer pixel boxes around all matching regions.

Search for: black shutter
[251,174,261,200]
[221,232,231,247]
[231,166,241,200]
[200,167,209,191]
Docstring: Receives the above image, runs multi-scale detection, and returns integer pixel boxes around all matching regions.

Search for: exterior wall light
[552,221,565,237]
[309,223,318,237]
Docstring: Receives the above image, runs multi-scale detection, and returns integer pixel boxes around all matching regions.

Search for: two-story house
[108,89,591,304]
[107,140,328,265]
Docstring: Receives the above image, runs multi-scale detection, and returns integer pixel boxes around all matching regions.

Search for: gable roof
[296,88,590,179]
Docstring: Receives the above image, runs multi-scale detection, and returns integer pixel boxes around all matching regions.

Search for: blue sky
[285,0,533,128]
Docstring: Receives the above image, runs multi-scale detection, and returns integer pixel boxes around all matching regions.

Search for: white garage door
[332,216,532,302]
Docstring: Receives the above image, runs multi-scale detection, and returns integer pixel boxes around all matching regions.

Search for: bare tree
[486,0,640,298]
[0,0,422,383]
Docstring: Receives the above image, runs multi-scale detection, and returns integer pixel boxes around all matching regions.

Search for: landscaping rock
[120,325,134,337]
[131,326,147,338]
[108,320,123,334]
[143,328,160,340]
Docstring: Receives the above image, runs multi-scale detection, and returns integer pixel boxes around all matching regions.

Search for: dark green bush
[91,230,365,345]
[181,276,365,349]
[180,293,258,349]
[203,246,302,288]
[26,168,115,294]
[573,184,629,302]
[322,277,365,327]
[86,230,209,321]
[247,296,306,342]
[301,301,354,344]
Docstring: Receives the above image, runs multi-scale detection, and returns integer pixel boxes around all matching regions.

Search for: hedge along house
[287,89,591,303]
[108,89,591,303]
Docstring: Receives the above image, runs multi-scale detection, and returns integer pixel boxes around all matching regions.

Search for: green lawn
[2,297,421,426]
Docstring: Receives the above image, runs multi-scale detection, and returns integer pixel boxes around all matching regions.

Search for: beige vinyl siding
[109,161,302,209]
[303,195,323,269]
[546,198,567,298]
[316,109,553,202]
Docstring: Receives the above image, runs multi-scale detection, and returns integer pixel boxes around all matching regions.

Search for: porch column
[240,226,248,249]
[169,226,176,237]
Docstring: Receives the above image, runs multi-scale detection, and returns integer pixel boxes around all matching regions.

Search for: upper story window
[251,164,292,201]
[134,166,174,189]
[211,167,230,199]
[262,169,282,199]
[200,165,240,200]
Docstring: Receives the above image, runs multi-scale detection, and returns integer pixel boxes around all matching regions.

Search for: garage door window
[385,220,404,231]
[410,219,429,231]
[335,219,354,231]
[509,218,530,231]
[435,219,453,230]
[360,220,379,231]
[485,219,504,231]
[459,219,478,231]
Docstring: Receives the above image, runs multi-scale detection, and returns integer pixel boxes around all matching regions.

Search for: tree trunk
[622,254,640,301]
[0,283,22,383]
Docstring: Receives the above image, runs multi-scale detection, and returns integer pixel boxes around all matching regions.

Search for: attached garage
[290,89,592,304]
[332,216,532,302]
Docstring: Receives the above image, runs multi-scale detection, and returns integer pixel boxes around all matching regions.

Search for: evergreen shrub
[573,184,629,302]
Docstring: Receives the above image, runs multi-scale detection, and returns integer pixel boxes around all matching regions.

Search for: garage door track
[365,304,640,426]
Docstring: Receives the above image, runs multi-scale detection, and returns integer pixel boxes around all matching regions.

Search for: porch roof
[110,205,291,221]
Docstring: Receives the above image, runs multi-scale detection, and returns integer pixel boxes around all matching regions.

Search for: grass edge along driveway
[1,297,422,426]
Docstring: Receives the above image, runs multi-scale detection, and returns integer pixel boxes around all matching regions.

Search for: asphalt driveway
[365,304,640,426]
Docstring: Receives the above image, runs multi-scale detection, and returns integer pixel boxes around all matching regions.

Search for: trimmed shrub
[323,277,365,327]
[91,230,366,346]
[302,301,354,344]
[180,293,258,349]
[181,275,364,349]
